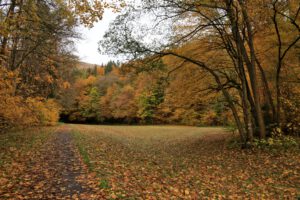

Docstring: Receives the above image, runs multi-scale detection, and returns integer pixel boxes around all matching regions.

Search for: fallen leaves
[0,126,104,199]
[1,124,299,199]
[72,124,300,199]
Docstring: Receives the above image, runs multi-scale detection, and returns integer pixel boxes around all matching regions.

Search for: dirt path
[14,127,102,199]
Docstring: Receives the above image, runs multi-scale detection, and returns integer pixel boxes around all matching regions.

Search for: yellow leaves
[34,181,45,190]
[152,182,162,190]
[184,188,190,195]
[97,67,105,76]
[34,74,55,83]
[30,99,61,126]
[64,0,127,27]
[0,68,60,130]
[86,75,97,84]
[63,81,71,89]
[69,0,104,28]
[0,69,31,130]
[45,75,54,83]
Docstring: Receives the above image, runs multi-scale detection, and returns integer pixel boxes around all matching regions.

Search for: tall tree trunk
[238,51,253,142]
[255,57,276,123]
[0,0,17,66]
[241,4,266,139]
[217,76,246,142]
[272,2,283,125]
[227,0,267,138]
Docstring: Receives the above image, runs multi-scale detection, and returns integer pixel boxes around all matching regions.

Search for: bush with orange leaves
[0,68,60,132]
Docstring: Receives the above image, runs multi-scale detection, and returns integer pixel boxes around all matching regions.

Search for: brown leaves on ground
[0,126,104,199]
[0,124,299,199]
[71,125,300,199]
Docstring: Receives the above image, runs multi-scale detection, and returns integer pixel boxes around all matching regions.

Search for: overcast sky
[74,9,118,65]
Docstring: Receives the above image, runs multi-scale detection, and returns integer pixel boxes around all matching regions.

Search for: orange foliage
[0,68,60,131]
[97,67,105,76]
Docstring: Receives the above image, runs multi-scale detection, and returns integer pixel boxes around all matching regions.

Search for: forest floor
[0,124,299,199]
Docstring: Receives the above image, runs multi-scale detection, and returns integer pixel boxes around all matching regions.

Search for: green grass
[71,131,93,171]
[98,179,110,189]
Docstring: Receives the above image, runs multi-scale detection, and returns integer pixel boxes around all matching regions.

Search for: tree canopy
[99,0,300,143]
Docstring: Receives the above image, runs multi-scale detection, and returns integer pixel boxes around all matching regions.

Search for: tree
[0,0,80,129]
[82,86,101,121]
[104,60,117,75]
[100,84,117,121]
[110,85,138,123]
[100,0,300,142]
[138,81,165,123]
[0,0,131,129]
[97,66,105,76]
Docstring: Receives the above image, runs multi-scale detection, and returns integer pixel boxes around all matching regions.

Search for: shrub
[252,135,298,149]
[27,98,61,126]
[0,68,60,131]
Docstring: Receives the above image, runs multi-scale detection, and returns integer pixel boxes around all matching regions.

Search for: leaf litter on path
[0,126,104,199]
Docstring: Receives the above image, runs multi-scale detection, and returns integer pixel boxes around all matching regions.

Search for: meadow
[0,125,299,199]
[71,125,299,199]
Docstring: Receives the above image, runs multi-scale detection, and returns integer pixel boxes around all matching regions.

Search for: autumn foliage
[59,60,232,126]
[0,0,105,131]
[0,68,60,131]
[0,1,299,198]
[100,0,300,142]
[1,0,299,142]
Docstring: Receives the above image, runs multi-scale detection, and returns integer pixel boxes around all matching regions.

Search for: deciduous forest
[0,0,299,199]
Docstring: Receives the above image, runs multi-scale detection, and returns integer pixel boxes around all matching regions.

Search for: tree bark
[226,0,267,138]
[0,0,16,66]
[255,57,276,123]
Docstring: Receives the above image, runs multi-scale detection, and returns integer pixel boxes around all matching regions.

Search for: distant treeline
[58,59,233,126]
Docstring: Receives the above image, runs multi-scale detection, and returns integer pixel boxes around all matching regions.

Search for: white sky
[74,9,118,65]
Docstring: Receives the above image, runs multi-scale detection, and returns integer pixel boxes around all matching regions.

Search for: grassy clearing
[70,124,300,199]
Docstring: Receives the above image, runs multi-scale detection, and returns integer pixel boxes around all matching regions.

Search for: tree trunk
[238,51,253,142]
[255,57,276,123]
[0,0,16,66]
[227,0,267,138]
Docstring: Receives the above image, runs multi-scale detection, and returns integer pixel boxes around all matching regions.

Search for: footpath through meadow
[0,126,103,199]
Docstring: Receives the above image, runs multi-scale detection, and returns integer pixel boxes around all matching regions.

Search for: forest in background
[0,0,299,145]
[59,59,232,126]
